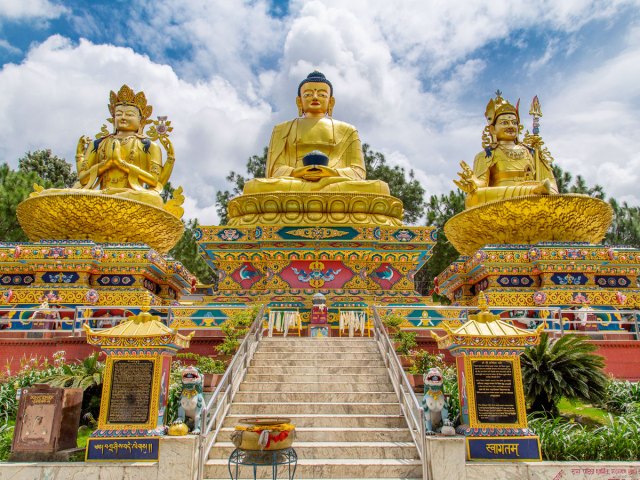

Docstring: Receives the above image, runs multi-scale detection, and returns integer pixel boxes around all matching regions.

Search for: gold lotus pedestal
[227,192,404,227]
[444,195,613,257]
[17,192,184,254]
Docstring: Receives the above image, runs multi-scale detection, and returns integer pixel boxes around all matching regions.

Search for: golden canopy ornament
[17,85,185,252]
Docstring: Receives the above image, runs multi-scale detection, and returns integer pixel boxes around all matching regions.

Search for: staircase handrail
[196,304,265,480]
[371,306,425,463]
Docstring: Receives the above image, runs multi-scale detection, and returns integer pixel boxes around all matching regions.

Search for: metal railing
[371,306,426,477]
[195,305,265,480]
[375,305,640,342]
[0,305,252,337]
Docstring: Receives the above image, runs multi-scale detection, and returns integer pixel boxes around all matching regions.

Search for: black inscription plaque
[472,359,518,424]
[107,360,154,424]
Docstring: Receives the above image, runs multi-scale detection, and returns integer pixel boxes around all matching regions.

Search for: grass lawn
[557,398,612,426]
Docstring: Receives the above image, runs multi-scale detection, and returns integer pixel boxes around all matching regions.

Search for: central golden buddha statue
[229,71,402,226]
[244,71,388,195]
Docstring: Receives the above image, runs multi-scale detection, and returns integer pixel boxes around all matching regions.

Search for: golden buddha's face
[114,104,142,133]
[298,82,334,117]
[491,113,519,142]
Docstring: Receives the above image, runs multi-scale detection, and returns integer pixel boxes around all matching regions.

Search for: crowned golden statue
[16,85,185,252]
[229,71,402,226]
[455,92,558,208]
[72,85,176,208]
[444,92,612,255]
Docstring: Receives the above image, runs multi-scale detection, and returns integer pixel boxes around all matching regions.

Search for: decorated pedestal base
[194,224,436,331]
[436,242,640,332]
[433,295,542,461]
[84,307,192,462]
[0,240,195,333]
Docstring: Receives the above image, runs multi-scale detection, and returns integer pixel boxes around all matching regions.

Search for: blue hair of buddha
[298,71,333,97]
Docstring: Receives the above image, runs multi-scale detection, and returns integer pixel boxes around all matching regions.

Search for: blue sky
[1,0,639,224]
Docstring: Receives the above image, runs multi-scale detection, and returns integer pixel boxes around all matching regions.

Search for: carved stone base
[227,192,404,226]
[17,192,184,253]
[444,194,613,256]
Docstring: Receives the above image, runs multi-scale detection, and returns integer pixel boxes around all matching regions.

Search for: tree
[0,164,39,241]
[169,218,217,286]
[520,333,608,416]
[606,199,640,247]
[362,144,426,224]
[417,189,465,299]
[214,144,426,225]
[215,148,267,225]
[551,164,604,199]
[18,149,77,188]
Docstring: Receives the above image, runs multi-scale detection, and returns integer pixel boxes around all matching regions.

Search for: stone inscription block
[12,384,82,454]
[471,359,518,424]
[107,359,154,424]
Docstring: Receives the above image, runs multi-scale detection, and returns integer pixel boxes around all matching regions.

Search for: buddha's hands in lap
[291,165,339,182]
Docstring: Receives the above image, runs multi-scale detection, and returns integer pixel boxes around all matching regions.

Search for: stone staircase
[204,337,421,479]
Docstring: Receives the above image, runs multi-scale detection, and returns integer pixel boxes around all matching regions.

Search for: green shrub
[408,350,446,375]
[605,380,640,415]
[442,366,460,426]
[175,353,226,374]
[529,414,640,461]
[0,422,14,461]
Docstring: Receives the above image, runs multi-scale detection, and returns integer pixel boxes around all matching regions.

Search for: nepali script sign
[86,437,159,462]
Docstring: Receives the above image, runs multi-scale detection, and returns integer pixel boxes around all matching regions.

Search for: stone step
[247,366,388,375]
[228,402,402,415]
[243,374,391,383]
[257,348,380,355]
[239,382,394,393]
[233,392,398,403]
[204,458,422,479]
[253,352,382,361]
[261,338,376,344]
[219,426,413,443]
[209,441,418,460]
[222,414,409,429]
[252,358,382,367]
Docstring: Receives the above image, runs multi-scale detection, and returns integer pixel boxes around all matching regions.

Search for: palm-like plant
[521,333,607,416]
[44,353,104,390]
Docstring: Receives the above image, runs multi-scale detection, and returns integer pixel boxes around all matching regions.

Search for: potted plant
[407,350,446,393]
[393,330,417,368]
[176,353,226,392]
[382,313,404,335]
[215,308,256,360]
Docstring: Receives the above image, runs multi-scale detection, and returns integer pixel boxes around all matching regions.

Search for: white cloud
[123,0,285,89]
[0,38,20,55]
[544,37,640,202]
[0,36,274,223]
[0,0,67,21]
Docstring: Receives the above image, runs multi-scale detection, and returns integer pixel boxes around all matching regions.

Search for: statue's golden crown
[485,91,519,125]
[108,84,153,125]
